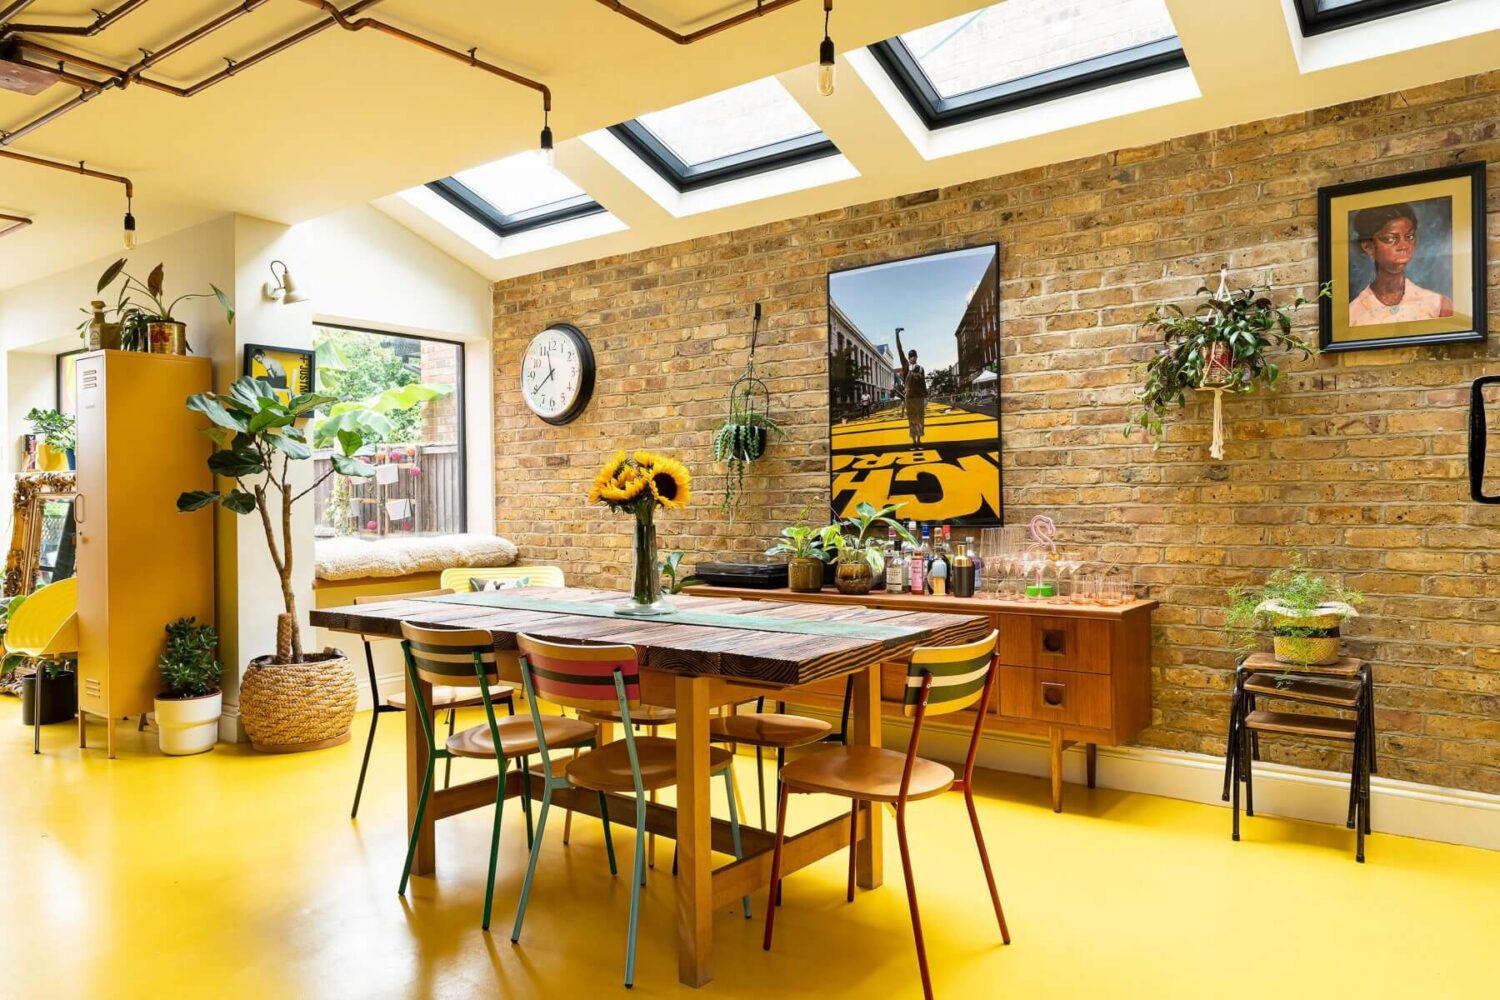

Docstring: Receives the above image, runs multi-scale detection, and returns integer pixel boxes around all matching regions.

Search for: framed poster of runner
[827,244,1002,527]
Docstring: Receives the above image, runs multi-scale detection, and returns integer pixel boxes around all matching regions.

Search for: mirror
[4,473,77,596]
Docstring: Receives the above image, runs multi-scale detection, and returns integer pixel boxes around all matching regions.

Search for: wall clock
[521,323,595,425]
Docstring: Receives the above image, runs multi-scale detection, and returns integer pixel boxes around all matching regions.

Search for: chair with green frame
[762,630,1010,1000]
[508,632,751,989]
[396,621,615,930]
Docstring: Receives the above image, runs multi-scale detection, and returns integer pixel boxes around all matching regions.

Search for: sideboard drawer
[998,615,1113,675]
[997,665,1112,729]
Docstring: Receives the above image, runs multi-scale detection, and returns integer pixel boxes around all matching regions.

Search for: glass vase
[616,515,674,617]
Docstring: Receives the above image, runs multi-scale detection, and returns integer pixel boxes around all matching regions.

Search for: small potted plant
[24,407,75,471]
[817,504,915,596]
[1224,557,1362,667]
[765,504,829,592]
[96,259,234,354]
[840,500,914,589]
[154,617,223,756]
[1128,270,1327,457]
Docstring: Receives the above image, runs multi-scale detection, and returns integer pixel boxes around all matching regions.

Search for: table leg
[675,674,713,988]
[1049,728,1064,813]
[407,670,436,877]
[1086,743,1097,789]
[852,663,884,890]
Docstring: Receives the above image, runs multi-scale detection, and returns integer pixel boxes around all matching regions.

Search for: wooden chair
[349,589,519,818]
[396,622,608,930]
[509,633,750,989]
[763,630,1009,1000]
[4,576,78,755]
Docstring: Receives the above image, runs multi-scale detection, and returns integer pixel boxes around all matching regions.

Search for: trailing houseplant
[1128,270,1327,456]
[1224,556,1362,668]
[714,303,786,518]
[96,258,234,355]
[177,376,379,752]
[154,617,223,756]
[765,504,830,592]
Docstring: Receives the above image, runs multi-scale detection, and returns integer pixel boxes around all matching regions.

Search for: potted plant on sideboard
[24,407,75,472]
[765,505,828,592]
[1225,557,1362,667]
[177,377,379,752]
[154,617,223,756]
[817,504,914,596]
[96,259,234,355]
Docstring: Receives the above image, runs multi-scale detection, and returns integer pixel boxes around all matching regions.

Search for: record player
[693,554,789,589]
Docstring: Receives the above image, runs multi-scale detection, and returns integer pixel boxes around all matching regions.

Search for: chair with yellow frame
[4,576,78,755]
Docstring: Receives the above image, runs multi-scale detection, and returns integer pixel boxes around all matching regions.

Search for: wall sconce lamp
[262,260,310,303]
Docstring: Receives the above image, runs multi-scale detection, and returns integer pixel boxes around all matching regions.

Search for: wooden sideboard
[685,585,1156,812]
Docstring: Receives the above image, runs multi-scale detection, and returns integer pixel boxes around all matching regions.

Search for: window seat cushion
[314,533,518,582]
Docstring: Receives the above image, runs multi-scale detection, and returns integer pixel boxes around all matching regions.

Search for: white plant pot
[154,691,223,756]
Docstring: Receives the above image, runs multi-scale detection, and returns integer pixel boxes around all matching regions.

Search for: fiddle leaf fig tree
[177,376,379,665]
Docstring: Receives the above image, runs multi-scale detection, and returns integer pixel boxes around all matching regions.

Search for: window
[312,325,465,538]
[607,77,838,191]
[1292,0,1452,35]
[869,0,1188,129]
[426,151,604,237]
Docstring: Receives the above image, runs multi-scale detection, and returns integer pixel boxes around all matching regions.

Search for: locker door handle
[72,494,84,525]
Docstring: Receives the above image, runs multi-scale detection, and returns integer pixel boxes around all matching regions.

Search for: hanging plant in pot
[177,377,381,752]
[154,617,223,756]
[1224,557,1362,669]
[96,258,234,354]
[713,303,786,519]
[1128,268,1327,459]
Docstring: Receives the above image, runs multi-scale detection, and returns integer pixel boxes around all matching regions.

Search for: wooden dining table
[310,585,990,988]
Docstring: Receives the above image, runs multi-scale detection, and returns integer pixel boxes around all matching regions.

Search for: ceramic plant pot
[239,649,356,753]
[834,560,873,596]
[20,670,75,726]
[787,556,824,593]
[154,690,222,755]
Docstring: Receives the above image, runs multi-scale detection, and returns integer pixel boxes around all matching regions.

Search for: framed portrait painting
[1318,161,1487,352]
[243,343,315,402]
[826,244,1002,527]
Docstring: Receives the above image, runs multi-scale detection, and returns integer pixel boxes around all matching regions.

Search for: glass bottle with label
[886,541,906,594]
[929,538,949,597]
[909,527,926,595]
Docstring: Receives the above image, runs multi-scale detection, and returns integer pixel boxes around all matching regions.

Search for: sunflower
[587,448,692,512]
[646,455,692,510]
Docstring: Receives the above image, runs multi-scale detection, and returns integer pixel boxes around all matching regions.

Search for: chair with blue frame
[509,632,750,989]
[396,621,613,930]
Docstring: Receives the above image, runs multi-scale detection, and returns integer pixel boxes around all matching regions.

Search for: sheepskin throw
[315,534,518,581]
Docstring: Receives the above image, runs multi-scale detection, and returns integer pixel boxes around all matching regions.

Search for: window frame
[868,34,1189,131]
[424,177,606,238]
[606,119,839,192]
[1291,0,1453,36]
[314,321,468,535]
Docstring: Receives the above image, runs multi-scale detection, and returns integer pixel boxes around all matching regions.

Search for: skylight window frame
[605,120,839,193]
[869,34,1190,131]
[424,177,606,238]
[1291,0,1453,36]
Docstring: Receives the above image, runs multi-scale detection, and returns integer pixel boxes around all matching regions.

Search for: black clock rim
[530,322,595,425]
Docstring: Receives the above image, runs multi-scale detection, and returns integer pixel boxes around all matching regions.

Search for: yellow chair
[4,577,79,755]
[437,565,565,592]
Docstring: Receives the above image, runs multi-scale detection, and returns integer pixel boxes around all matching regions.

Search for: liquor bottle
[929,537,949,597]
[951,538,975,598]
[967,535,983,593]
[909,531,926,595]
[886,541,905,594]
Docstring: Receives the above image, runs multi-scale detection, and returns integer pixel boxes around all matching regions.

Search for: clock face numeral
[521,325,594,424]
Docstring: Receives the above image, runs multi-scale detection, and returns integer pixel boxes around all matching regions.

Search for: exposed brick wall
[418,340,458,446]
[494,73,1500,794]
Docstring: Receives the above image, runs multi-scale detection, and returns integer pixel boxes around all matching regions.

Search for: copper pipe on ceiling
[0,145,132,197]
[2,0,151,38]
[595,0,804,45]
[4,50,109,90]
[0,210,33,236]
[296,0,551,110]
[0,83,115,144]
[0,2,38,27]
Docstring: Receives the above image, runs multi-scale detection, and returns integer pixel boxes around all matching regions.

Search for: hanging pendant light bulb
[122,195,137,251]
[818,0,835,97]
[539,107,555,170]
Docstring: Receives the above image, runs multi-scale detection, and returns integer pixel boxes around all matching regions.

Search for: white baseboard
[218,703,246,743]
[795,708,1500,854]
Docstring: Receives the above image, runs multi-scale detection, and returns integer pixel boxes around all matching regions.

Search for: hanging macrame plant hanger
[1200,266,1238,460]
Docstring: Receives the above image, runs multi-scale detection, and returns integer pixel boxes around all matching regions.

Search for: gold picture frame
[4,473,78,597]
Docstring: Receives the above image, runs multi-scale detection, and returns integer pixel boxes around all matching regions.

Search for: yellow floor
[1,698,1494,1000]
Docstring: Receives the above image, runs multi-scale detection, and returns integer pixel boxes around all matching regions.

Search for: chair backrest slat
[400,622,498,688]
[904,630,999,718]
[516,633,640,712]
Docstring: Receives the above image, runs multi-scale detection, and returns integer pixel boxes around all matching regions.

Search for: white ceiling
[2,0,1499,292]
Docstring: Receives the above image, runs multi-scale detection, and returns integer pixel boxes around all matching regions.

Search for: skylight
[1292,0,1452,35]
[870,0,1189,129]
[608,76,838,191]
[425,151,604,237]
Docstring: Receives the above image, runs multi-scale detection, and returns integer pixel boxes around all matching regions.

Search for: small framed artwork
[1318,161,1487,353]
[243,343,316,401]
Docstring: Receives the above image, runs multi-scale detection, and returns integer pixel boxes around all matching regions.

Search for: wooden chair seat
[566,736,733,793]
[577,704,677,727]
[447,714,596,760]
[389,683,516,712]
[1243,709,1358,741]
[1241,652,1364,676]
[780,745,956,804]
[1244,673,1360,708]
[709,712,832,749]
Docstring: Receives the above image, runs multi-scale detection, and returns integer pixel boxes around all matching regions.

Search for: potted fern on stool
[154,617,223,755]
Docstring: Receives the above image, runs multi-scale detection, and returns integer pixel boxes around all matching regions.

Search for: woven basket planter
[239,649,356,753]
[1267,608,1348,666]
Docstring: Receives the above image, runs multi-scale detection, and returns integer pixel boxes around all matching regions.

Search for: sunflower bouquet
[587,449,692,616]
